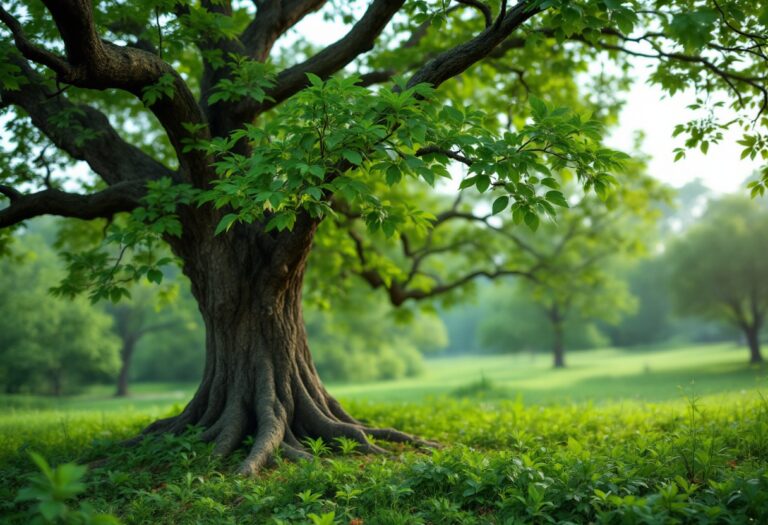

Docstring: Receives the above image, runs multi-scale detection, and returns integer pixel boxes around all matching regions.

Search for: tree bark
[115,338,136,397]
[745,326,764,365]
[549,307,566,369]
[141,213,425,474]
[552,322,565,369]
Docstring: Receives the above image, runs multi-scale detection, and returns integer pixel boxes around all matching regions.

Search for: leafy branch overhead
[193,74,626,240]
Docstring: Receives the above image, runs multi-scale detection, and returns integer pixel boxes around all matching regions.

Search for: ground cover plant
[3,391,768,524]
[2,345,767,524]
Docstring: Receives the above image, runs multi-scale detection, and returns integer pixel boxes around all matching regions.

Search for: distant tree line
[0,219,447,396]
[442,182,765,367]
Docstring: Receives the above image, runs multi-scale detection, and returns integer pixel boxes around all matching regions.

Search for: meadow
[2,343,768,524]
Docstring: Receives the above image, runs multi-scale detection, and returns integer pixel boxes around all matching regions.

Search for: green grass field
[2,343,767,524]
[2,342,763,415]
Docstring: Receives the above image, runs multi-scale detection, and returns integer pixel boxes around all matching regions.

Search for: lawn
[2,343,767,524]
[1,342,762,414]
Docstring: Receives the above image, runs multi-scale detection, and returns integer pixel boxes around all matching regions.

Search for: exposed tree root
[134,345,436,475]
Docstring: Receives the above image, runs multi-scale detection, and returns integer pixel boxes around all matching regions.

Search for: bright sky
[607,60,763,195]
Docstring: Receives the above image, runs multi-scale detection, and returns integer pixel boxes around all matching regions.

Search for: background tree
[478,283,610,357]
[0,233,119,395]
[107,282,200,397]
[1,0,766,473]
[668,196,768,364]
[479,161,663,367]
[305,284,448,382]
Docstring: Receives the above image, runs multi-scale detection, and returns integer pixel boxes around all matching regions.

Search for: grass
[1,343,763,414]
[2,342,768,524]
[332,343,767,403]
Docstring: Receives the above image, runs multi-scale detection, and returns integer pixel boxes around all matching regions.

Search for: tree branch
[243,0,328,61]
[0,181,145,228]
[406,0,541,89]
[242,0,405,118]
[13,0,211,183]
[0,185,22,203]
[0,6,73,75]
[1,57,174,186]
[455,0,493,28]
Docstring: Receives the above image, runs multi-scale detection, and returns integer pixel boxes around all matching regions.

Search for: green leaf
[306,73,323,87]
[342,149,363,165]
[492,196,509,215]
[476,176,491,193]
[545,190,569,208]
[147,269,164,284]
[524,211,539,231]
[529,96,547,118]
[214,213,239,235]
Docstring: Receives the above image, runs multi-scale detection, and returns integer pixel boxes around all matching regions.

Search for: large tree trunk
[142,215,424,474]
[115,338,136,397]
[745,326,764,365]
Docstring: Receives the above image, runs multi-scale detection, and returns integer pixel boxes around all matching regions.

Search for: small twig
[455,0,492,28]
[155,7,163,59]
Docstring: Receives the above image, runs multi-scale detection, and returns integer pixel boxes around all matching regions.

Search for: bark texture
[549,306,566,369]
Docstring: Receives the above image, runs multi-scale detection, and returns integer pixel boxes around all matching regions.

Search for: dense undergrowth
[2,393,768,524]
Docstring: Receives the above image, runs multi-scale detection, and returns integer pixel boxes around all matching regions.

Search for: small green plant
[307,511,336,525]
[15,452,120,524]
[304,437,330,457]
[450,375,509,399]
[334,436,359,455]
[296,489,322,505]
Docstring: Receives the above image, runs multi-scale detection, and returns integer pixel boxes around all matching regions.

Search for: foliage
[667,196,768,361]
[305,286,447,382]
[2,388,768,524]
[14,452,119,524]
[0,232,120,395]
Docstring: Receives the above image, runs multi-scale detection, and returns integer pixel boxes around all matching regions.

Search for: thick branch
[1,58,173,186]
[0,181,145,228]
[406,0,540,89]
[22,0,210,182]
[0,185,22,202]
[243,0,327,61]
[243,0,405,118]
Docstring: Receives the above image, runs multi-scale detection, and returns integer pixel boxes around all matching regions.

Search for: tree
[107,282,197,397]
[1,1,766,473]
[668,197,768,364]
[0,233,120,395]
[480,162,663,367]
[478,283,610,356]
